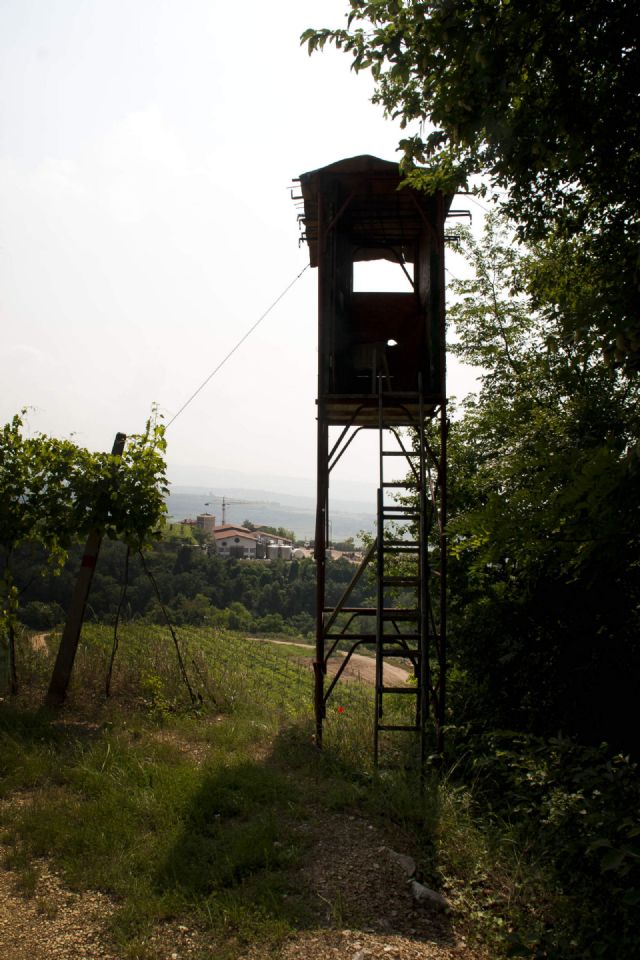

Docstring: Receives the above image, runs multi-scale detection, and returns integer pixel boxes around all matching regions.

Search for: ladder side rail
[374,382,386,766]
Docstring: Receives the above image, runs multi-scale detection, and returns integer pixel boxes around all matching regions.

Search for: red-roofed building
[212,525,258,559]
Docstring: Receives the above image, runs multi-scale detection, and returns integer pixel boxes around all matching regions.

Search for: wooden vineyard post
[46,432,126,706]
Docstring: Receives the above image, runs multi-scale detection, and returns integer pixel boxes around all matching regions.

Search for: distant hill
[166,485,375,541]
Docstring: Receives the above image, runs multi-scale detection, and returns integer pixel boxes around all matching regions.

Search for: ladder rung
[381,481,414,489]
[323,608,421,620]
[386,539,420,548]
[382,609,419,621]
[320,640,420,655]
[382,576,419,586]
[381,686,417,695]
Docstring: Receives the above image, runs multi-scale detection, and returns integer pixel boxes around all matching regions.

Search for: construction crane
[204,494,279,526]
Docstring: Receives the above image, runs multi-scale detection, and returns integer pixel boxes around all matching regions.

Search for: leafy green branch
[0,410,168,692]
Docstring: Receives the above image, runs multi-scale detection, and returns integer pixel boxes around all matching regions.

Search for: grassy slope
[0,625,566,959]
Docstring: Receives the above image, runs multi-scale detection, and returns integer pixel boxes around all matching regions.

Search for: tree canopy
[303,0,640,365]
[443,213,640,749]
[0,412,167,560]
[1,413,167,688]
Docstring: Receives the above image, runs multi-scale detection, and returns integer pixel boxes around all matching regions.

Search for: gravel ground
[0,808,483,960]
[0,845,118,960]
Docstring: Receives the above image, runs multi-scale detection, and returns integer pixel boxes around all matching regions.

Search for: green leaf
[600,848,626,872]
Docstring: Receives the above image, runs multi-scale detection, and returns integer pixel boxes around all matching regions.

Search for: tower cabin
[299,155,453,427]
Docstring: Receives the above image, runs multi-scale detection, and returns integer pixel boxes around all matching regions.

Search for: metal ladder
[373,388,437,767]
[317,386,445,766]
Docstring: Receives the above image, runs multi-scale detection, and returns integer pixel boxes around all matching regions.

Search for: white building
[212,524,258,559]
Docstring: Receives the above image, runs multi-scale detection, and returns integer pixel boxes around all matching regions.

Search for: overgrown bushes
[444,727,640,958]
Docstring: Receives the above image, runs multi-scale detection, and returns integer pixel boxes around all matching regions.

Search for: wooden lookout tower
[296,155,452,764]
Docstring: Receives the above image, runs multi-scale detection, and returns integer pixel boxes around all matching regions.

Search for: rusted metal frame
[427,621,441,717]
[428,598,439,638]
[374,383,385,766]
[352,242,416,291]
[326,394,440,420]
[325,606,376,615]
[429,446,448,533]
[314,188,328,749]
[332,390,430,400]
[325,625,375,643]
[328,422,368,474]
[427,628,443,707]
[387,401,419,421]
[384,627,419,671]
[324,610,415,668]
[328,420,358,466]
[421,423,444,477]
[436,190,448,755]
[325,633,375,644]
[325,610,363,638]
[323,638,375,704]
[416,417,444,540]
[417,424,446,752]
[370,198,418,300]
[328,626,415,646]
[415,194,447,758]
[324,190,355,240]
[409,192,439,247]
[322,539,377,640]
[386,250,415,291]
[333,402,424,430]
[314,420,329,747]
[382,421,424,683]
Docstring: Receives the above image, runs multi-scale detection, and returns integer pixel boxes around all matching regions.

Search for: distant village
[177,513,361,563]
[188,513,297,560]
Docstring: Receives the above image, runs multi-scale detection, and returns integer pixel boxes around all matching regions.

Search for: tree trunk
[46,432,126,707]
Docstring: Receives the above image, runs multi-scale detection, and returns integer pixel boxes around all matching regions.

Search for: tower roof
[298,154,452,268]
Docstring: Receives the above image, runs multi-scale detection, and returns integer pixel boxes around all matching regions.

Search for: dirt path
[264,810,481,960]
[0,844,118,960]
[0,816,480,960]
[253,638,412,688]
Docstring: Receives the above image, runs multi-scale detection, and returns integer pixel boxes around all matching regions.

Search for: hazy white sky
[0,0,478,498]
